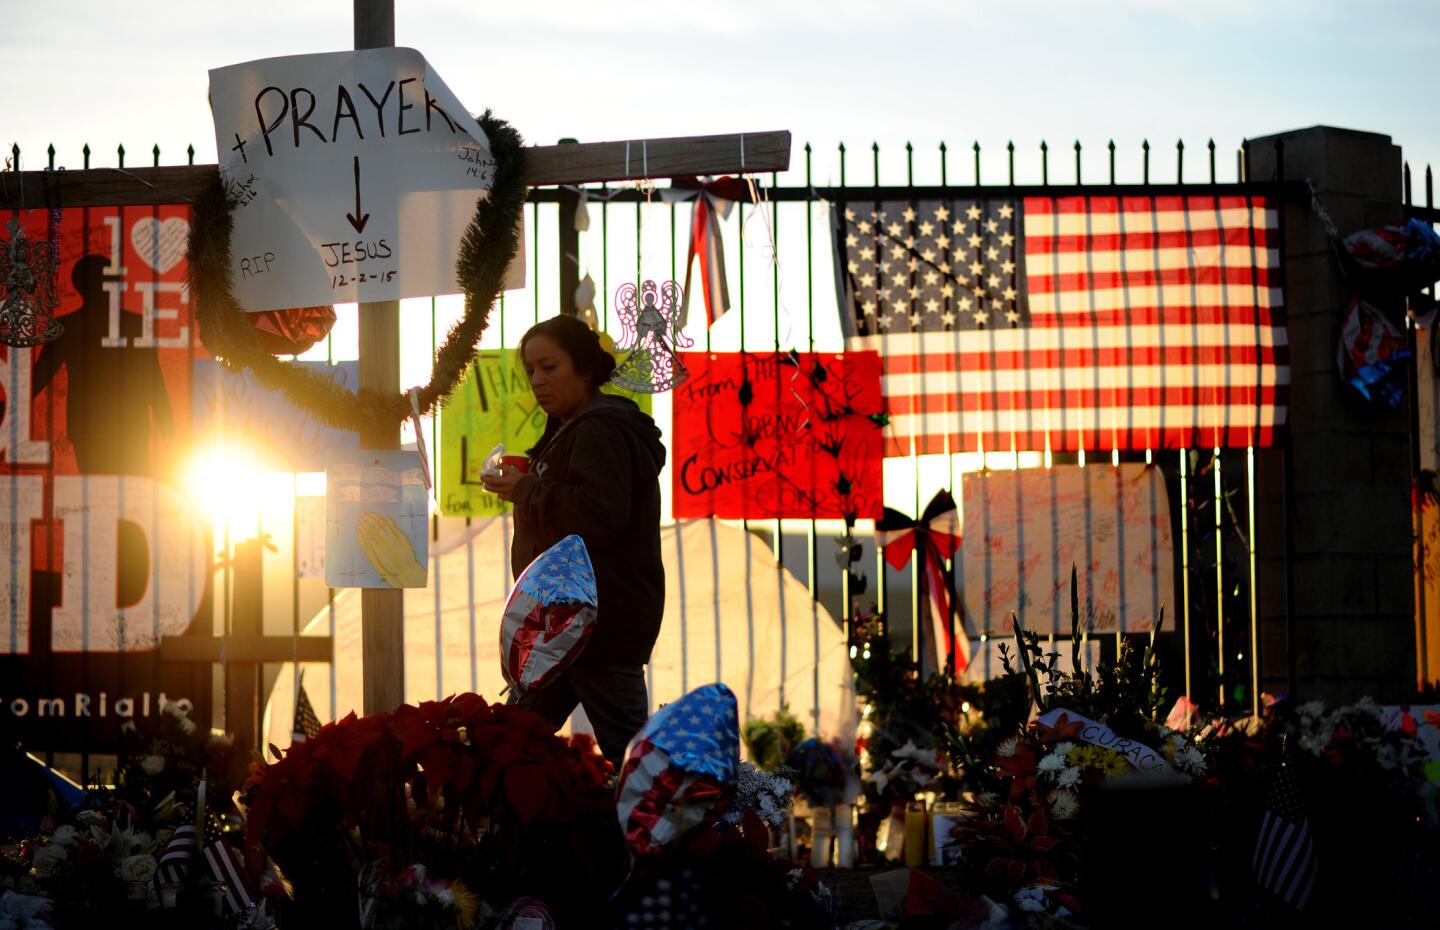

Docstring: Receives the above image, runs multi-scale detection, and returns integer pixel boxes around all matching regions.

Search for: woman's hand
[481,464,527,502]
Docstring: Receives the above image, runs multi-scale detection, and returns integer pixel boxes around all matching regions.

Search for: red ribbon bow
[875,491,967,672]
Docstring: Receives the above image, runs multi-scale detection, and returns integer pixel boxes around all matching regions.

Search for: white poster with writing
[960,463,1174,635]
[210,48,521,311]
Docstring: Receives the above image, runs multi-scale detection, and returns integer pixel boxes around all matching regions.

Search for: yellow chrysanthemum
[450,881,480,930]
[1065,744,1129,776]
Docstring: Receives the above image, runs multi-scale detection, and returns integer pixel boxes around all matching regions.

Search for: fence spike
[1208,138,1217,184]
[973,140,981,185]
[905,140,914,186]
[82,144,91,169]
[47,144,55,170]
[1040,140,1048,186]
[804,142,812,186]
[1427,164,1434,208]
[188,144,195,166]
[9,144,17,170]
[1176,139,1185,184]
[1142,139,1150,185]
[153,144,161,168]
[837,141,847,188]
[872,141,880,187]
[117,144,125,169]
[1108,139,1116,185]
[1074,139,1082,184]
[1006,140,1015,186]
[938,140,948,187]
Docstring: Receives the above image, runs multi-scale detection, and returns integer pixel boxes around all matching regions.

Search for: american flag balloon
[617,682,740,856]
[500,535,598,694]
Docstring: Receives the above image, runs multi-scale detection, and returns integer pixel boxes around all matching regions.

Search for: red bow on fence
[875,490,968,673]
[668,177,756,329]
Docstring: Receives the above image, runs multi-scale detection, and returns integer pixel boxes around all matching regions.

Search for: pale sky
[7,0,1440,186]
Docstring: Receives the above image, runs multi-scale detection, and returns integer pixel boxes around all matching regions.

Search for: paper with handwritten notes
[210,47,522,311]
[671,352,884,520]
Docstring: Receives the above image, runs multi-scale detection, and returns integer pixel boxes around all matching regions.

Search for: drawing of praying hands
[356,512,428,588]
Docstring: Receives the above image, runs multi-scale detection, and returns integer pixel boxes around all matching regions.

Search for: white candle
[836,803,855,869]
[195,775,208,832]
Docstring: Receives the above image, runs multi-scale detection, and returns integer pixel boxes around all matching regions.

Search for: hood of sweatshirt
[566,394,667,471]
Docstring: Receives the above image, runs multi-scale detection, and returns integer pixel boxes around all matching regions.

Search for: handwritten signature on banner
[671,351,885,521]
[1035,708,1176,775]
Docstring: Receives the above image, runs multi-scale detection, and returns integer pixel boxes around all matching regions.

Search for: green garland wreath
[187,112,527,435]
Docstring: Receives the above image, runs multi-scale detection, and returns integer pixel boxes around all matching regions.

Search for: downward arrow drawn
[345,156,371,234]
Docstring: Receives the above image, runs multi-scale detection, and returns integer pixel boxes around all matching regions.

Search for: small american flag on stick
[1252,760,1317,910]
[833,194,1287,455]
[292,680,322,743]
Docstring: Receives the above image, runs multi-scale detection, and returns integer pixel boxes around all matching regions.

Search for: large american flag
[834,195,1287,455]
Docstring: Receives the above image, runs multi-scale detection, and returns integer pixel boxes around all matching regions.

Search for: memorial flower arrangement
[947,616,1207,908]
[1194,693,1440,924]
[849,608,976,796]
[0,702,248,923]
[719,761,797,830]
[357,862,482,930]
[240,693,626,928]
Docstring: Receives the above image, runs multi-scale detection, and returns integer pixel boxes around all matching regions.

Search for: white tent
[264,518,857,755]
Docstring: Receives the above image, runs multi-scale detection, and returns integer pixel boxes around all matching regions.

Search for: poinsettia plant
[241,693,625,929]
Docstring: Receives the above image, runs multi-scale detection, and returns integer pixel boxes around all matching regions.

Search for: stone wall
[1249,126,1417,702]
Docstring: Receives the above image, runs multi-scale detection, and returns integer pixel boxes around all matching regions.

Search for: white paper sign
[1034,707,1174,775]
[210,48,522,311]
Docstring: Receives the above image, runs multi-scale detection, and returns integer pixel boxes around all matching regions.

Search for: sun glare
[185,447,296,541]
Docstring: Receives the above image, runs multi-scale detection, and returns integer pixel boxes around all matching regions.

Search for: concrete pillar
[1249,126,1417,703]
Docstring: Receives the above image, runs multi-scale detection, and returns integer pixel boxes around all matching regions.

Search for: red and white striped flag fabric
[834,195,1287,455]
[202,836,256,913]
[152,825,255,914]
[680,192,734,328]
[154,824,199,887]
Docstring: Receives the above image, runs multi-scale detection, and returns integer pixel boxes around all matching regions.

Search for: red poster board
[672,352,884,520]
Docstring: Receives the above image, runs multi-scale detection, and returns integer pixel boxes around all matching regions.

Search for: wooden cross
[0,132,791,212]
[2,2,789,719]
[158,537,331,753]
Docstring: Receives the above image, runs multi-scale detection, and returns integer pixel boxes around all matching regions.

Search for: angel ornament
[610,279,694,393]
[0,215,63,348]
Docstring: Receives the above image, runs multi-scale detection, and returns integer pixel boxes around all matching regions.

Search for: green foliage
[1001,606,1168,743]
[741,707,808,772]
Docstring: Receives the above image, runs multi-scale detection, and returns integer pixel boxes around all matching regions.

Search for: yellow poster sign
[438,340,650,516]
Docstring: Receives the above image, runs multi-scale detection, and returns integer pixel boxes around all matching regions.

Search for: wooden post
[557,138,581,316]
[226,539,263,752]
[162,539,335,754]
[355,0,405,716]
